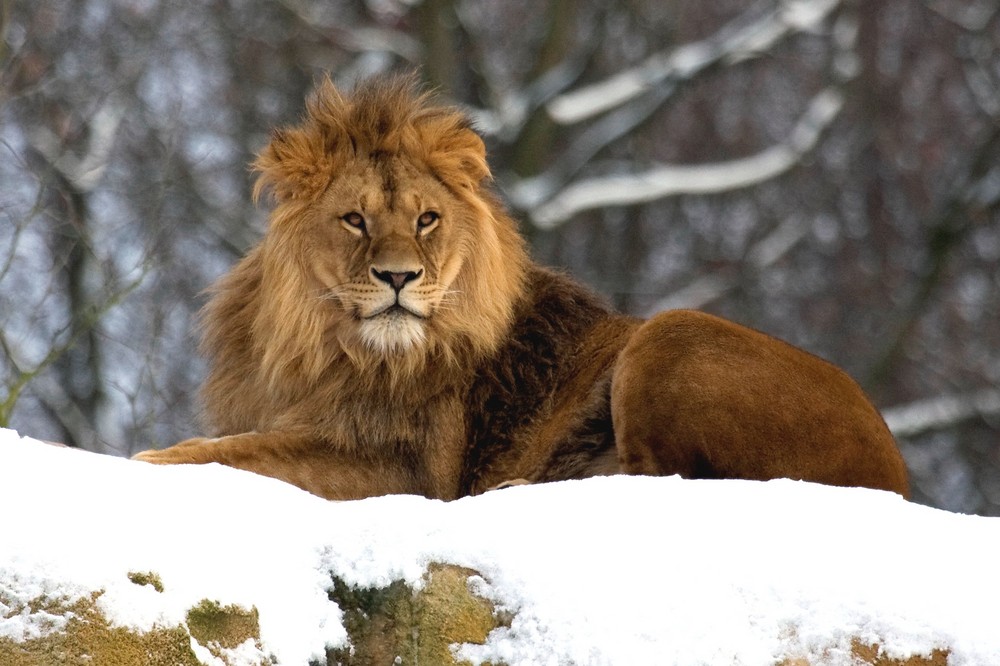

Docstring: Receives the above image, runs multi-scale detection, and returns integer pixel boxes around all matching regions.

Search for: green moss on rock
[127,570,165,593]
[1,563,503,666]
[0,591,200,666]
[0,585,273,666]
[186,599,262,651]
[327,563,505,666]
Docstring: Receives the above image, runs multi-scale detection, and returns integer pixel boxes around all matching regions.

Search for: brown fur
[133,74,909,500]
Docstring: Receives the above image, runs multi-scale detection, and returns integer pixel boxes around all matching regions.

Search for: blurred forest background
[1,0,998,514]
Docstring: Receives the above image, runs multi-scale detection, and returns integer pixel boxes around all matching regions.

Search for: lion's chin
[358,309,428,355]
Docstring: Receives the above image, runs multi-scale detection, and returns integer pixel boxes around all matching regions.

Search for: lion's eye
[417,211,439,233]
[341,212,366,234]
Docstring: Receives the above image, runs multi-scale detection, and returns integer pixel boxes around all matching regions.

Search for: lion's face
[301,156,471,354]
[244,75,527,381]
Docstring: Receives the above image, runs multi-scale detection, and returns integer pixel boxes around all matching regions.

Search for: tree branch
[546,0,842,125]
[883,387,1000,438]
[28,94,126,192]
[528,87,844,228]
[0,264,150,430]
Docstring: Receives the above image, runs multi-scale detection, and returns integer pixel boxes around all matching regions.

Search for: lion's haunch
[612,310,908,495]
[132,74,909,501]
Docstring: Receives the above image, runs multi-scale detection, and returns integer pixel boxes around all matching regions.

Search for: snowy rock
[1,428,998,666]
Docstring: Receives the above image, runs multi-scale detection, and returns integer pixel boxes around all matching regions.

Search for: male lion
[134,75,909,500]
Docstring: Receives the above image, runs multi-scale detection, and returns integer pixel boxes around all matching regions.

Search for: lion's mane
[197,75,528,439]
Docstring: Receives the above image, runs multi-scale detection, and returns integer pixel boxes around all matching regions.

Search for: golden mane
[252,74,489,204]
[197,75,528,433]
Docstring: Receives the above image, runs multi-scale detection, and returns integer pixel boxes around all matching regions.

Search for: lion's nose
[371,267,423,292]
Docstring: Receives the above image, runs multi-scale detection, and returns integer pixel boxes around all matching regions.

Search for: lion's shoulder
[505,266,615,376]
[460,267,622,491]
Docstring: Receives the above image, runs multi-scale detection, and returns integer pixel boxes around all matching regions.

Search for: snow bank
[1,428,998,665]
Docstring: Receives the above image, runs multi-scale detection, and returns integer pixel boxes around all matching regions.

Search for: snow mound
[1,428,998,665]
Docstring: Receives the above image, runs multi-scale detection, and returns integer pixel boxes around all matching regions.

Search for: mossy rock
[0,572,272,666]
[127,570,165,593]
[326,563,505,666]
[0,590,200,666]
[780,640,950,665]
[186,599,262,651]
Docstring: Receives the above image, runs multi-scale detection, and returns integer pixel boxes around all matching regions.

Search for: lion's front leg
[132,431,424,500]
[132,436,228,464]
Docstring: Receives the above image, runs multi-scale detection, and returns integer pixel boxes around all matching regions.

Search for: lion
[133,74,910,500]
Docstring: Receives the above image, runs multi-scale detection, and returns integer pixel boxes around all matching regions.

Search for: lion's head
[208,75,528,396]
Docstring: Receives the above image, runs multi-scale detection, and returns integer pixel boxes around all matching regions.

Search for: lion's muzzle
[371,267,423,292]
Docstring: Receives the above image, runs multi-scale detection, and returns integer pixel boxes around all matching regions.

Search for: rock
[325,563,503,666]
[0,575,270,666]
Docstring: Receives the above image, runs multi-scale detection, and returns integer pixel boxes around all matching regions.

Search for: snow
[2,427,1000,665]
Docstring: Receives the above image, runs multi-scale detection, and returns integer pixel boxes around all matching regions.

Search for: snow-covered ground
[2,428,999,665]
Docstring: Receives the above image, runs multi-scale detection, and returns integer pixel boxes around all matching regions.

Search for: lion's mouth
[366,303,425,320]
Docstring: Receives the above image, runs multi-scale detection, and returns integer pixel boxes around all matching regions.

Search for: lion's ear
[252,125,336,204]
[420,119,491,190]
[445,126,491,185]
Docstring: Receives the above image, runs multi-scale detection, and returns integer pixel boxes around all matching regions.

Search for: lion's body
[134,75,909,500]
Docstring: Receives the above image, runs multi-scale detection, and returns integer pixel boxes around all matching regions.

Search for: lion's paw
[131,438,217,465]
[487,478,532,492]
[131,449,191,465]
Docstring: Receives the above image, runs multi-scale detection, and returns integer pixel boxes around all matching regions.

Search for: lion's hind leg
[609,309,909,495]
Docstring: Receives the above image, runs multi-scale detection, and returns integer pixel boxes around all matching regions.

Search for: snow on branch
[468,57,587,140]
[275,0,422,60]
[529,87,844,229]
[506,84,675,212]
[882,387,1000,438]
[546,0,841,126]
[924,0,999,32]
